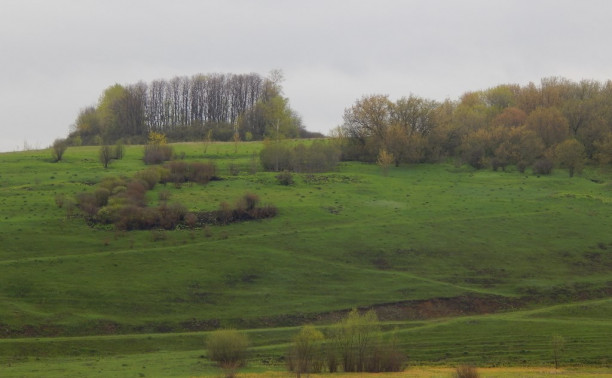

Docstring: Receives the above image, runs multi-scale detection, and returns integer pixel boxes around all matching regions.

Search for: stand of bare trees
[69,72,308,145]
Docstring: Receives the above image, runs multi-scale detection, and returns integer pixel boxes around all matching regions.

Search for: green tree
[72,106,101,144]
[525,107,569,149]
[594,133,612,166]
[555,138,585,177]
[289,325,325,377]
[206,329,249,377]
[333,309,381,372]
[97,84,127,143]
[99,145,113,168]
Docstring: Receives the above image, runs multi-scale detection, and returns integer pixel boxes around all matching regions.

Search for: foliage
[99,145,113,168]
[532,158,554,175]
[337,77,612,171]
[148,131,167,145]
[376,148,394,175]
[260,140,340,173]
[51,138,68,162]
[555,138,585,177]
[206,329,249,376]
[287,325,325,377]
[143,144,173,165]
[275,170,294,186]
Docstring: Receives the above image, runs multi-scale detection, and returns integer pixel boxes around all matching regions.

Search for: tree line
[336,77,612,175]
[68,71,316,146]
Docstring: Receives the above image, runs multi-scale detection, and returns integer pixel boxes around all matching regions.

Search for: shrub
[206,329,249,377]
[143,144,173,164]
[328,309,404,373]
[260,143,293,171]
[260,141,340,173]
[94,187,110,207]
[184,212,197,229]
[157,202,187,230]
[99,176,127,193]
[76,192,99,218]
[517,160,529,173]
[533,158,553,175]
[236,193,259,212]
[188,162,216,184]
[123,180,147,207]
[455,365,480,378]
[276,170,294,186]
[51,138,68,162]
[134,168,161,190]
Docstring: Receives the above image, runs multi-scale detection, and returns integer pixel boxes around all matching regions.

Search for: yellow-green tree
[206,329,249,378]
[555,138,585,177]
[377,148,394,176]
[289,325,325,377]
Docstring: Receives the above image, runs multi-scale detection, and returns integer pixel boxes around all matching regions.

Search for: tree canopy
[336,77,612,174]
[68,71,311,145]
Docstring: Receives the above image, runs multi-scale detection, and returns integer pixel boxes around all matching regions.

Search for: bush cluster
[163,161,217,186]
[260,140,340,173]
[196,194,277,226]
[143,144,173,164]
[286,309,405,375]
[532,157,554,175]
[73,164,274,230]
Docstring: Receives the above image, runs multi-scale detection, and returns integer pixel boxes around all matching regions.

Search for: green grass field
[1,141,611,376]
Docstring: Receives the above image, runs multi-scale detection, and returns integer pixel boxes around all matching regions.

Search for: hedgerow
[73,163,275,230]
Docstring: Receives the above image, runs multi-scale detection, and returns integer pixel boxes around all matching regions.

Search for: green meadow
[0,141,611,376]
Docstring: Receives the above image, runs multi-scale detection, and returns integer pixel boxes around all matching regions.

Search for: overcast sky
[1,0,612,152]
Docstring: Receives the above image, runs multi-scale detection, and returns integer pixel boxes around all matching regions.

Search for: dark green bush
[276,170,294,186]
[533,158,554,175]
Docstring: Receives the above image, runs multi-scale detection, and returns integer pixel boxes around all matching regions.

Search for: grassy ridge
[1,142,611,372]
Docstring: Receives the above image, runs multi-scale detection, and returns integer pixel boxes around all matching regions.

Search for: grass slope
[1,141,611,373]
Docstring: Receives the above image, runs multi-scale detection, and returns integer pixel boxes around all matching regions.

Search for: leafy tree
[99,145,113,168]
[525,107,569,149]
[594,133,612,166]
[96,84,127,143]
[333,309,381,372]
[377,148,394,176]
[492,106,527,128]
[206,329,249,377]
[555,138,585,177]
[71,106,101,145]
[288,325,325,377]
[51,138,68,162]
[343,94,392,142]
[392,95,438,136]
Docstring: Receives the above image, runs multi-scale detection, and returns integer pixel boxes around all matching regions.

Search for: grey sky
[1,0,611,152]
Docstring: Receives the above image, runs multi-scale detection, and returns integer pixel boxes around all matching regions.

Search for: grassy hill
[0,141,611,375]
